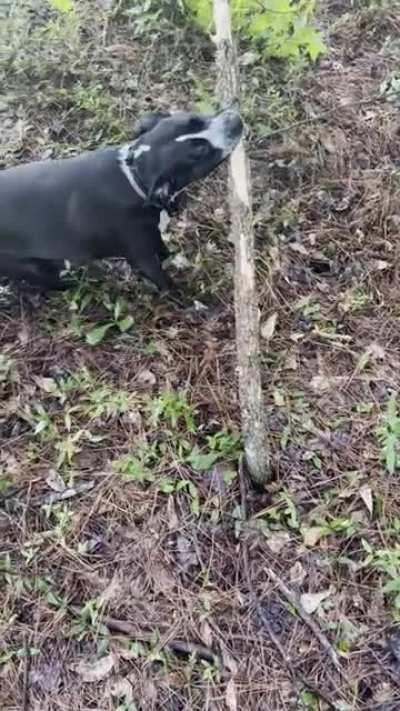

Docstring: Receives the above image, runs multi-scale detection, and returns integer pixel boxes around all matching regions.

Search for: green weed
[377,394,400,474]
[183,0,326,63]
[148,391,196,433]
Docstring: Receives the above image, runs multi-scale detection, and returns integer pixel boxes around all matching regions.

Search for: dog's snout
[221,108,244,138]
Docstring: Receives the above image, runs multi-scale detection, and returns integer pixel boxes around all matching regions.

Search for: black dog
[0,107,243,294]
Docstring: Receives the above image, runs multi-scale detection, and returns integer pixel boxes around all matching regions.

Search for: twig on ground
[237,459,342,710]
[34,480,95,506]
[69,606,218,665]
[22,633,31,711]
[265,566,343,676]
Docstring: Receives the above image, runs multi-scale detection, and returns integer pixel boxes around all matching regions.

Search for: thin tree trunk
[212,0,269,485]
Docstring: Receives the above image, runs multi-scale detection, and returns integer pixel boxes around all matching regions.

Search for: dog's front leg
[133,252,175,294]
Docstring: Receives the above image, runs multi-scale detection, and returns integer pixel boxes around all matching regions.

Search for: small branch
[266,566,344,676]
[237,460,341,710]
[213,0,269,485]
[69,606,218,665]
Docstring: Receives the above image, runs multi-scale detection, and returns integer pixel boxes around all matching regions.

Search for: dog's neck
[118,142,148,202]
[118,141,182,211]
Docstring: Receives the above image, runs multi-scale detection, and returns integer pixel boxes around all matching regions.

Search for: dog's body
[0,108,243,293]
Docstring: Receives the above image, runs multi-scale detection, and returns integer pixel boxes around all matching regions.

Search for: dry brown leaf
[167,497,179,530]
[369,259,390,272]
[261,312,278,341]
[151,564,176,593]
[359,484,373,515]
[265,531,291,554]
[310,375,346,393]
[45,469,66,493]
[108,676,133,701]
[34,376,58,393]
[300,589,330,614]
[137,369,156,386]
[357,343,385,372]
[289,561,307,585]
[301,526,327,547]
[284,353,297,370]
[176,535,197,573]
[200,620,213,647]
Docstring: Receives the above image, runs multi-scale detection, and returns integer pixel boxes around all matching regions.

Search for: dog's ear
[134,112,170,137]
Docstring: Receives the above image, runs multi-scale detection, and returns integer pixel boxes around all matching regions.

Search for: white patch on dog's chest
[158,209,170,234]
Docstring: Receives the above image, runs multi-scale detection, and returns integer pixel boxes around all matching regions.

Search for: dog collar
[118,143,147,201]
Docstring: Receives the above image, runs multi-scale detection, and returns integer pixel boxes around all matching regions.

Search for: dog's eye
[188,118,205,132]
[191,138,209,154]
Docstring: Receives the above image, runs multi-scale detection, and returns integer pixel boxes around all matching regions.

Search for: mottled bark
[213,0,269,484]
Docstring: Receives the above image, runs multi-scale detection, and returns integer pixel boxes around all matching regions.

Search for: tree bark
[212,0,269,484]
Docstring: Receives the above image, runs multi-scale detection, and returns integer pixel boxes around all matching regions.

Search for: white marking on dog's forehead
[133,143,151,159]
[175,114,233,150]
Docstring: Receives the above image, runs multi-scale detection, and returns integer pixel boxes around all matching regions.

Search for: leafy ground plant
[377,393,400,474]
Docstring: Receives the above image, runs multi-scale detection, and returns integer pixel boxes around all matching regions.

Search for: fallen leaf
[289,561,307,585]
[310,375,346,393]
[39,480,95,505]
[171,253,190,270]
[284,354,298,370]
[167,497,179,530]
[357,343,385,372]
[370,259,390,272]
[265,531,291,554]
[200,620,213,647]
[290,332,305,342]
[175,535,197,573]
[273,389,285,406]
[226,678,238,711]
[288,242,309,256]
[359,485,373,515]
[301,526,328,547]
[34,376,58,393]
[45,469,66,493]
[261,312,278,341]
[17,325,30,346]
[240,50,259,66]
[137,369,156,386]
[73,653,116,683]
[109,676,133,701]
[300,589,331,614]
[151,563,176,593]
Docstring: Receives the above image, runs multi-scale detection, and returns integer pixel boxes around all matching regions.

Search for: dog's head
[122,107,243,208]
